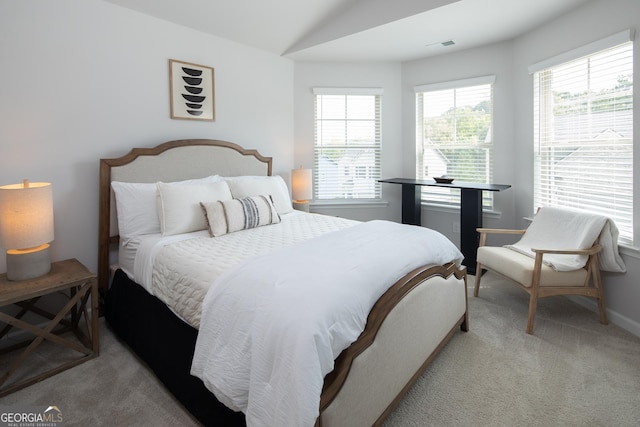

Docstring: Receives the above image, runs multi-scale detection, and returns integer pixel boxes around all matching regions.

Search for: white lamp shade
[291,168,312,201]
[0,181,54,250]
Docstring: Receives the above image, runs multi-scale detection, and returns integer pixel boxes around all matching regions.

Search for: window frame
[414,75,496,209]
[530,30,634,246]
[312,88,383,203]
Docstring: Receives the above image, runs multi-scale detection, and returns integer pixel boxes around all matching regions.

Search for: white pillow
[111,176,222,242]
[225,175,293,214]
[201,195,281,237]
[157,181,232,236]
[112,181,159,243]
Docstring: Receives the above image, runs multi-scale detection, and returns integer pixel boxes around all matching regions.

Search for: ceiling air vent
[441,40,455,47]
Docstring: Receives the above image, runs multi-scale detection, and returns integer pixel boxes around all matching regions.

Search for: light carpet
[1,272,639,426]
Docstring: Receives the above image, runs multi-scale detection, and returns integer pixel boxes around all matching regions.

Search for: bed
[98,139,468,426]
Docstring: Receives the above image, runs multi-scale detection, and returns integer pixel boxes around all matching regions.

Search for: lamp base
[6,244,51,281]
[293,200,310,213]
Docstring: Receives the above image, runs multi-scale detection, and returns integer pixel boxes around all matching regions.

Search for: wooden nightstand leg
[90,278,99,355]
[71,280,98,356]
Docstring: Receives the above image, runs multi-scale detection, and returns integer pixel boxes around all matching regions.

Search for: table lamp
[291,167,312,212]
[0,180,54,281]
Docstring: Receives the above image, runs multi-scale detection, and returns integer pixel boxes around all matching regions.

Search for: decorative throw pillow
[225,175,293,214]
[157,180,232,236]
[201,195,281,237]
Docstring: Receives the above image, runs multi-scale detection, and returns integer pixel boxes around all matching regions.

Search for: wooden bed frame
[98,139,469,426]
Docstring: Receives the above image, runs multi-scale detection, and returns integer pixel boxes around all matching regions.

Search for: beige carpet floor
[1,272,639,426]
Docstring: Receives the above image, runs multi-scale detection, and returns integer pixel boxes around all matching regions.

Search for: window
[415,76,495,207]
[313,88,382,201]
[532,31,633,244]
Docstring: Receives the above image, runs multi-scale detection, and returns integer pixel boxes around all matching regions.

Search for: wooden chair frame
[474,227,608,334]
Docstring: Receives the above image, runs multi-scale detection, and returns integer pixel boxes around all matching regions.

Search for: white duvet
[133,212,358,327]
[190,220,463,427]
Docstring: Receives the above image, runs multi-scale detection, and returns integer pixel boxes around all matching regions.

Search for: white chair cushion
[477,246,588,287]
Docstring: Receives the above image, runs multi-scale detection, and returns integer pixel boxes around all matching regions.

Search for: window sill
[310,200,389,209]
[619,244,640,260]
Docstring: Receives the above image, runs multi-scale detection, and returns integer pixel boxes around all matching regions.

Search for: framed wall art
[169,59,215,121]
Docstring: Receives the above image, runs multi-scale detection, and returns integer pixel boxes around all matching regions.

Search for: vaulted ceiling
[104,0,592,62]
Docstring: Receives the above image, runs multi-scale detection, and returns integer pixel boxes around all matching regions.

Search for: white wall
[294,62,403,221]
[0,0,294,275]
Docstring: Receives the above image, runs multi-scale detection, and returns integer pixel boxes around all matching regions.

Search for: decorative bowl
[433,176,454,184]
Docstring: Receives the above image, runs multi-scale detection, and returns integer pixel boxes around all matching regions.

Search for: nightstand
[0,258,99,396]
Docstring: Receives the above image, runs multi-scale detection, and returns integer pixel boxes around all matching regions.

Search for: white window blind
[533,40,633,245]
[313,89,382,201]
[415,76,495,207]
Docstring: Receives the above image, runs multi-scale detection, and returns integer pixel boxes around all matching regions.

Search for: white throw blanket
[190,220,463,427]
[507,206,626,272]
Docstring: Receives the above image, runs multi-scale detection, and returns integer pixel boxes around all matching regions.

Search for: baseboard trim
[568,295,640,338]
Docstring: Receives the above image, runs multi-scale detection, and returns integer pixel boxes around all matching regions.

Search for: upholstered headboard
[98,139,272,293]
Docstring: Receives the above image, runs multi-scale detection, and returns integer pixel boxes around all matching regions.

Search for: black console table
[379,178,511,274]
